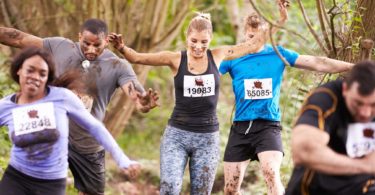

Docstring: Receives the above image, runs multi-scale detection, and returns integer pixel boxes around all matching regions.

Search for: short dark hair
[344,60,375,95]
[11,46,56,85]
[80,18,108,36]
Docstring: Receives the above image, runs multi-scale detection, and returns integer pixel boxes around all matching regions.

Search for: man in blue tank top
[219,10,354,195]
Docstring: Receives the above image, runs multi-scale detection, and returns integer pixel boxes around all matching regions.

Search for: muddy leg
[258,151,284,195]
[223,161,249,195]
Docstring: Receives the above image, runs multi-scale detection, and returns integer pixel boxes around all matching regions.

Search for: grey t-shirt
[43,37,140,153]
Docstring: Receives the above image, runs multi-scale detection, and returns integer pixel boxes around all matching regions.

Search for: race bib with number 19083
[183,74,215,97]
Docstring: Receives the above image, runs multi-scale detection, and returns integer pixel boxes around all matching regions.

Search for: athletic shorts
[0,165,66,195]
[224,119,283,162]
[68,144,105,195]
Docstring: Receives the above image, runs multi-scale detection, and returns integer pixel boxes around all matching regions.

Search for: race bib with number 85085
[244,78,273,100]
[12,102,57,136]
[183,74,215,97]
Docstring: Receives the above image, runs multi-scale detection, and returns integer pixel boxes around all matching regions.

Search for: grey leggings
[160,125,220,195]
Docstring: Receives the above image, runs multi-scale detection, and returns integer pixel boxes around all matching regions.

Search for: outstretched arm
[212,33,264,63]
[0,27,43,48]
[292,124,375,175]
[108,33,180,69]
[294,55,353,73]
[66,90,138,169]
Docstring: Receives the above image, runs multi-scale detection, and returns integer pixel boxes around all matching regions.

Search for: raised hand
[279,0,290,8]
[278,0,289,25]
[108,33,125,52]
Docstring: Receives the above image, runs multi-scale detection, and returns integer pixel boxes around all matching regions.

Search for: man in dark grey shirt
[0,19,158,195]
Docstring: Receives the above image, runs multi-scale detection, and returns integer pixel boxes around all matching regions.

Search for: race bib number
[12,102,57,136]
[183,74,215,97]
[346,122,375,158]
[244,78,273,100]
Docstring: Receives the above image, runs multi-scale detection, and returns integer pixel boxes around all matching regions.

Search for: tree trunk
[339,0,375,62]
[103,0,192,137]
[0,0,196,137]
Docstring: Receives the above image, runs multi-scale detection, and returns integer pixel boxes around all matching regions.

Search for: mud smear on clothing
[25,142,55,161]
[196,165,212,195]
[111,59,121,69]
[12,128,60,148]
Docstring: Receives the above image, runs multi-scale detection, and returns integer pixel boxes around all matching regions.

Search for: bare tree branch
[152,0,169,44]
[0,0,12,27]
[321,1,331,28]
[316,0,332,52]
[248,0,308,42]
[153,1,190,48]
[296,0,329,55]
[269,24,290,66]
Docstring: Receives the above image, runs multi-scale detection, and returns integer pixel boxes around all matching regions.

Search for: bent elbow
[292,150,305,165]
[291,137,313,165]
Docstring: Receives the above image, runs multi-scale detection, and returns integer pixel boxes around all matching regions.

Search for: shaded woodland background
[0,0,374,194]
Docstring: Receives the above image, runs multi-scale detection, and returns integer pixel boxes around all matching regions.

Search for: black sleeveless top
[168,50,220,133]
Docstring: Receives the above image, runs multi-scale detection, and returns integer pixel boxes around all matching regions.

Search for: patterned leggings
[160,125,220,195]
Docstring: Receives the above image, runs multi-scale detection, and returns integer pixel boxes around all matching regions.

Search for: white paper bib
[12,102,57,136]
[346,122,375,158]
[183,74,215,97]
[244,78,273,100]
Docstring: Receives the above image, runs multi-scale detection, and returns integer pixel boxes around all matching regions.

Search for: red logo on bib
[195,78,204,86]
[28,110,39,118]
[363,128,374,138]
[254,80,262,89]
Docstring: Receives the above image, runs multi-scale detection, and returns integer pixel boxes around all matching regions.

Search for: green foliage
[0,53,15,176]
[0,0,368,194]
[118,67,174,160]
[0,127,11,175]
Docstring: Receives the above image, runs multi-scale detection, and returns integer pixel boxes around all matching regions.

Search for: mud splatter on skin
[5,29,23,40]
[247,14,261,29]
[0,28,23,45]
[224,164,242,195]
[261,162,277,195]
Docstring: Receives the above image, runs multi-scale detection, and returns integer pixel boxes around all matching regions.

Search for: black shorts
[68,144,105,195]
[224,119,283,162]
[0,165,66,195]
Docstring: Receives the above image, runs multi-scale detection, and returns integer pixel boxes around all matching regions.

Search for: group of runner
[0,0,374,195]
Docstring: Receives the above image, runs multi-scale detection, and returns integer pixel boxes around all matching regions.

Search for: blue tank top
[168,50,220,132]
